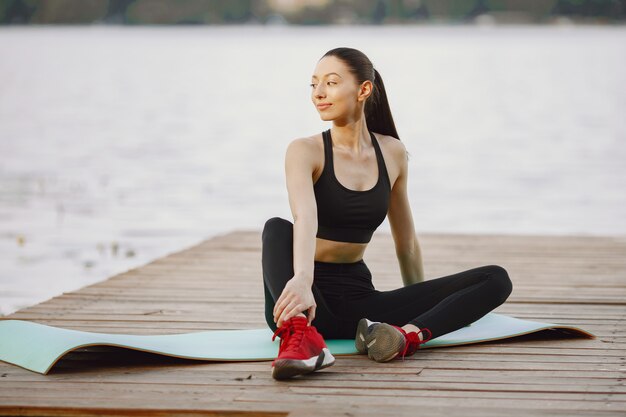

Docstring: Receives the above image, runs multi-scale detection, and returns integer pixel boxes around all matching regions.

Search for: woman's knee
[486,265,513,304]
[262,217,293,241]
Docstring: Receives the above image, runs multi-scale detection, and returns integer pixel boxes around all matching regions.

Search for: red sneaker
[355,318,432,362]
[271,316,335,380]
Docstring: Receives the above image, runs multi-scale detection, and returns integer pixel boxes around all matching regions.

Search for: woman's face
[310,55,371,122]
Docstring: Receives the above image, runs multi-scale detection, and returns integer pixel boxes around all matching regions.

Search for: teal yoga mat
[0,313,594,374]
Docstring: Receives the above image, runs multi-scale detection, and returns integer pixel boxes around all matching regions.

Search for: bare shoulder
[285,133,324,175]
[376,133,407,166]
[286,133,323,160]
[287,133,322,151]
[372,133,408,189]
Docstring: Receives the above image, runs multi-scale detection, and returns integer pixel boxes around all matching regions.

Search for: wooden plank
[1,230,625,417]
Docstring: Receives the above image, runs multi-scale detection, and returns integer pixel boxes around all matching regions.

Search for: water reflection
[0,25,624,316]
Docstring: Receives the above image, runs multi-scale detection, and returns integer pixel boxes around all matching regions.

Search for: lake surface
[1,24,624,315]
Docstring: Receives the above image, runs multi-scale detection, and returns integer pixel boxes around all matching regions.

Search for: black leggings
[262,217,513,340]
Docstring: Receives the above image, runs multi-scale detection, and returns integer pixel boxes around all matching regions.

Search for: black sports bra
[313,129,391,244]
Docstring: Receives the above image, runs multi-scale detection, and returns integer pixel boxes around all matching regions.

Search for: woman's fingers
[272,278,316,327]
[273,297,285,319]
[275,298,291,326]
[277,300,305,327]
[273,293,287,316]
[280,304,304,327]
[273,291,293,319]
[277,301,298,326]
[274,295,295,322]
[276,302,291,326]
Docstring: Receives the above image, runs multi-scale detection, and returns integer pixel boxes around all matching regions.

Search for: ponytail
[365,68,400,140]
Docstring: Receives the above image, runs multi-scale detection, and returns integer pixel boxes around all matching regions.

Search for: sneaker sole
[365,323,405,363]
[355,318,374,354]
[271,347,335,380]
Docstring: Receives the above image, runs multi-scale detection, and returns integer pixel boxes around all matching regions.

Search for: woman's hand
[273,275,316,328]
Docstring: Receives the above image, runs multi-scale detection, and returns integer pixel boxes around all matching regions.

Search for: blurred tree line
[1,0,624,25]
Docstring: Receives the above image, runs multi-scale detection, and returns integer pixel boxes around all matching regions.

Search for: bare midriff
[314,237,367,263]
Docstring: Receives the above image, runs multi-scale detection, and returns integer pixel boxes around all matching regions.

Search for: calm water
[1,24,625,316]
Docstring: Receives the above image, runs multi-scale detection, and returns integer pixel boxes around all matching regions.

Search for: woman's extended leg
[349,264,513,361]
[356,265,513,340]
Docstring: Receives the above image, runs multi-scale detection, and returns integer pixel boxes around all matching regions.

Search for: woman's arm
[273,138,319,327]
[285,138,318,283]
[387,140,425,286]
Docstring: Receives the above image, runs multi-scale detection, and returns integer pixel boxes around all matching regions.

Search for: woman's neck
[330,121,370,154]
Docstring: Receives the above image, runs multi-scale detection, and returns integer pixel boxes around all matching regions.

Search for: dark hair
[321,47,400,141]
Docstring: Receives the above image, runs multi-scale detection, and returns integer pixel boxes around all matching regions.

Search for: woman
[262,47,513,380]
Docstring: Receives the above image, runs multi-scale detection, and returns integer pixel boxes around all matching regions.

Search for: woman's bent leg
[262,217,342,379]
[262,217,295,303]
[261,216,352,338]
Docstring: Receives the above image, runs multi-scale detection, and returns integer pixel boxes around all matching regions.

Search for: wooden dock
[1,230,625,416]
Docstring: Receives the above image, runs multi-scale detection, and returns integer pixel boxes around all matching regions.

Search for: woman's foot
[355,318,432,362]
[271,316,335,380]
